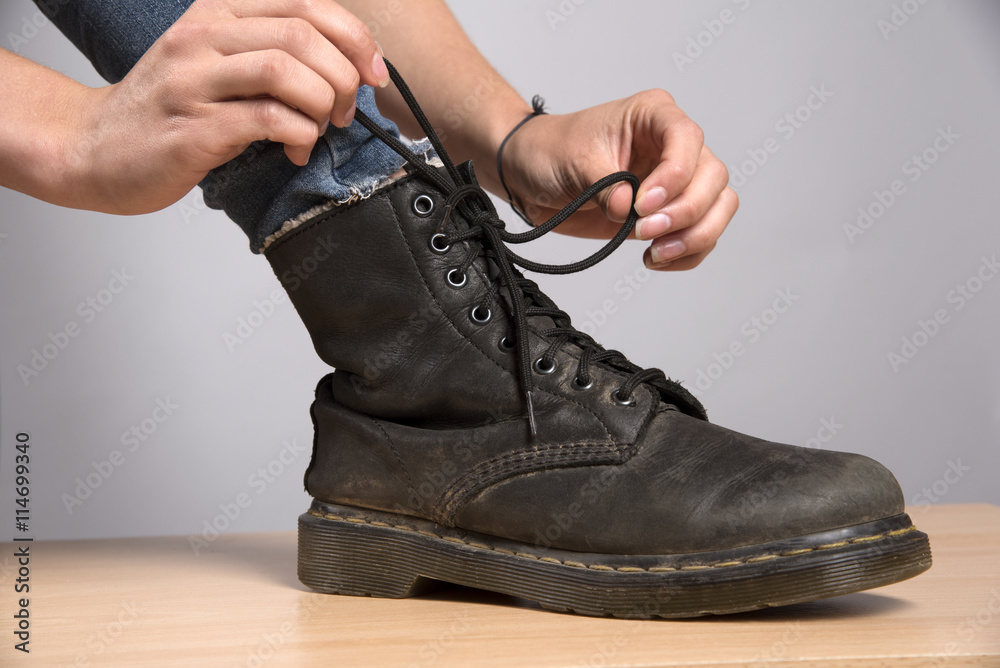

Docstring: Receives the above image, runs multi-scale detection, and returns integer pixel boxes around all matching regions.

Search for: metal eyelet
[571,376,594,391]
[533,357,557,375]
[470,304,492,324]
[446,268,467,288]
[429,233,451,254]
[413,194,435,217]
[611,389,636,406]
[498,336,516,353]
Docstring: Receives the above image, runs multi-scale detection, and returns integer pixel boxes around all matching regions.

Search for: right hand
[67,0,388,214]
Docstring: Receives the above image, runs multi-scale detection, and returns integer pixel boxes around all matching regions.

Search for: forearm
[0,48,95,208]
[342,0,531,195]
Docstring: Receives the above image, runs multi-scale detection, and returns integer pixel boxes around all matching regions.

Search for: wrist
[40,83,109,211]
[464,93,533,195]
[56,84,133,214]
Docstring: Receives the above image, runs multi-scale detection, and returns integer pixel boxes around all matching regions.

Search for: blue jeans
[35,0,410,252]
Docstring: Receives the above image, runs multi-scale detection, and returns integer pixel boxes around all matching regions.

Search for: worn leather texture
[265,171,905,555]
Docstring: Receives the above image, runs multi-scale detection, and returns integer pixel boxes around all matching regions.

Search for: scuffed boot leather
[264,63,930,617]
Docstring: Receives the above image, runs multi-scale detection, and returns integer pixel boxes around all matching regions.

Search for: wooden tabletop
[3,504,998,667]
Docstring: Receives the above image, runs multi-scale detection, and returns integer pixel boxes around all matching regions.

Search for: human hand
[66,0,388,214]
[499,90,737,271]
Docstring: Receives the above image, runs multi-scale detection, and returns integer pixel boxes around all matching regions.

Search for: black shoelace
[354,60,668,436]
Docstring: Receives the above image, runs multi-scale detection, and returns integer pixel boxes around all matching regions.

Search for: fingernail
[635,187,667,217]
[372,50,389,88]
[319,119,329,136]
[636,213,671,240]
[341,101,357,127]
[651,239,686,265]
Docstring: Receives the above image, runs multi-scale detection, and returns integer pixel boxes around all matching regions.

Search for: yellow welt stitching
[817,540,850,549]
[850,534,883,543]
[746,554,778,563]
[778,548,813,557]
[313,510,909,572]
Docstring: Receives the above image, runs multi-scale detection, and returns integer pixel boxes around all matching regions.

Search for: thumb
[597,180,640,225]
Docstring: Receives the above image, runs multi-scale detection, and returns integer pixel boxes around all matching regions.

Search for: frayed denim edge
[258,139,442,253]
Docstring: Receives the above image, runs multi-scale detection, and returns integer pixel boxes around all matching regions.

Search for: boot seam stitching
[309,508,918,571]
[369,417,418,505]
[435,443,634,525]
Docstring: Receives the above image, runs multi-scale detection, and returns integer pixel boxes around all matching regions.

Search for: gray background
[1,0,997,542]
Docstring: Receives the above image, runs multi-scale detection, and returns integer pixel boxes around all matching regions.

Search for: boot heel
[297,511,441,598]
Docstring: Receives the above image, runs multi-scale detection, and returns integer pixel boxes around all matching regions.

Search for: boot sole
[297,501,931,618]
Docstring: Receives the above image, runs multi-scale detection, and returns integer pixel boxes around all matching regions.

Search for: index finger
[229,0,389,89]
[633,106,705,217]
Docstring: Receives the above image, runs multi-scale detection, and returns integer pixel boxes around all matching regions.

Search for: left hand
[499,89,737,271]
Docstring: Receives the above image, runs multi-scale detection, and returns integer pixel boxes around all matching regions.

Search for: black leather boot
[263,63,931,618]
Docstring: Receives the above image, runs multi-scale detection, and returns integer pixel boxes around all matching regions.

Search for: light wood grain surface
[2,504,998,667]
